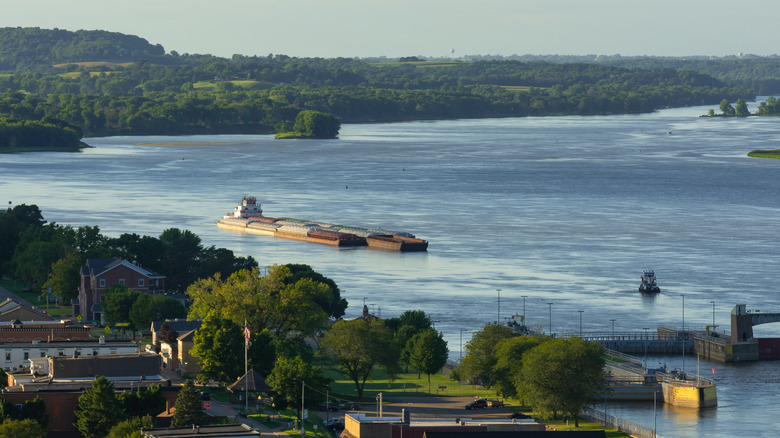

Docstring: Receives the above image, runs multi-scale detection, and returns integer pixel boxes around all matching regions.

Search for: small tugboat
[639,270,660,294]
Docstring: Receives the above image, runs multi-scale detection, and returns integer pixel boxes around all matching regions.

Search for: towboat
[639,270,660,294]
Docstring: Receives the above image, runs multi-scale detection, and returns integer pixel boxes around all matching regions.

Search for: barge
[217,196,428,251]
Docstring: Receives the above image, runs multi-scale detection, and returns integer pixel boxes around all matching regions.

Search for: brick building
[76,258,166,323]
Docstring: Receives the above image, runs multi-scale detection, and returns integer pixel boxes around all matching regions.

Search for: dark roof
[84,257,165,279]
[227,369,270,393]
[50,353,160,379]
[143,424,259,437]
[151,319,202,333]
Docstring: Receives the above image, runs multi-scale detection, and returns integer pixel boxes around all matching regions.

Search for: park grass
[324,365,494,402]
[545,418,628,437]
[748,149,780,159]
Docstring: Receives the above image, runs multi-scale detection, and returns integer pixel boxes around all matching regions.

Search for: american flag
[244,323,251,343]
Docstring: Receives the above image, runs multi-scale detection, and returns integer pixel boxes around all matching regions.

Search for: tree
[320,319,398,399]
[284,263,347,319]
[159,228,203,292]
[48,251,82,300]
[74,376,125,438]
[171,380,206,427]
[720,98,735,116]
[460,323,518,388]
[101,286,141,325]
[128,294,186,329]
[266,356,329,418]
[407,329,449,392]
[190,313,244,383]
[186,265,334,337]
[107,416,153,438]
[491,336,545,399]
[516,337,607,427]
[291,110,341,139]
[735,98,750,117]
[0,418,46,438]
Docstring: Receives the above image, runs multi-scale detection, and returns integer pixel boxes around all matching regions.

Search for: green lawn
[325,366,494,402]
[748,149,780,159]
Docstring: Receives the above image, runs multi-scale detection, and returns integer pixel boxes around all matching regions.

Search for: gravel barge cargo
[217,196,428,251]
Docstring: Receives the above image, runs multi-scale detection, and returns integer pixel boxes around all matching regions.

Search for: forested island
[1,27,780,147]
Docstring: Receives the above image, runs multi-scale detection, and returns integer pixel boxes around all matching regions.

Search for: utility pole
[496,289,502,323]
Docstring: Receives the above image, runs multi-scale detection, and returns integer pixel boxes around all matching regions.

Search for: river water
[2,103,779,437]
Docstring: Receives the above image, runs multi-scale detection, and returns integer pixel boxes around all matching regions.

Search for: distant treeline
[0,27,763,137]
[0,116,82,149]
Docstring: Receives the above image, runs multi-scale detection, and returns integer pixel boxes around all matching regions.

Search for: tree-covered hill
[0,27,168,72]
[0,27,765,139]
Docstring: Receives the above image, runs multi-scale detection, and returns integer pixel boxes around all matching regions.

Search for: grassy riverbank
[748,149,780,159]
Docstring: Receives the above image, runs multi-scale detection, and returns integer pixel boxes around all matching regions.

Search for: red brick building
[76,258,165,323]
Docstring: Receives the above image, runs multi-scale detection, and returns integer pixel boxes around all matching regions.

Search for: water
[2,103,779,437]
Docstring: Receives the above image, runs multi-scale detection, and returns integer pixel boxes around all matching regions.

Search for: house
[0,298,55,322]
[151,319,202,347]
[76,258,166,323]
[177,329,200,378]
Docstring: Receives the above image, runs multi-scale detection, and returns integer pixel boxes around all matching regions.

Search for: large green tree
[74,376,125,438]
[460,323,518,388]
[101,286,141,326]
[407,329,449,392]
[491,336,545,399]
[290,110,341,139]
[190,313,244,384]
[0,418,46,438]
[106,416,153,438]
[171,380,206,427]
[266,356,329,418]
[320,319,398,399]
[516,337,607,426]
[186,265,334,337]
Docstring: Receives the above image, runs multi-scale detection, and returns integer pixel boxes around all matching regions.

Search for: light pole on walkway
[496,289,502,323]
[521,295,528,325]
[547,302,553,336]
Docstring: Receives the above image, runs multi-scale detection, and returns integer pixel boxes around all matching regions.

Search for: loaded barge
[217,196,428,251]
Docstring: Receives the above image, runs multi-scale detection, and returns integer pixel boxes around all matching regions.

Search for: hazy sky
[3,0,776,59]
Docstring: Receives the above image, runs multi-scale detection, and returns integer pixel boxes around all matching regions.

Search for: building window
[99,279,106,287]
[138,278,145,287]
[40,352,45,357]
[4,353,9,361]
[23,352,29,360]
[118,279,125,286]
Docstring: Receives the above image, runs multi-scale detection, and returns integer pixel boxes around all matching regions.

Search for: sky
[2,0,777,59]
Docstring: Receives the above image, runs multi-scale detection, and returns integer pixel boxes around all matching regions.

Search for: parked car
[507,411,532,419]
[320,402,339,412]
[326,418,345,431]
[465,398,488,410]
[343,402,361,411]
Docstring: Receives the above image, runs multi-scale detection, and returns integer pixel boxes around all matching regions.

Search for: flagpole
[245,319,249,412]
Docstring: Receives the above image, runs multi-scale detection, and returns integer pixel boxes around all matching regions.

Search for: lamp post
[578,310,584,337]
[710,301,716,329]
[496,289,502,323]
[459,329,470,363]
[680,294,685,374]
[547,302,553,336]
[293,378,305,437]
[521,295,528,325]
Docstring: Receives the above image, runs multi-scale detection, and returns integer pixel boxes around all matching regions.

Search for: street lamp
[547,303,553,336]
[496,289,502,323]
[521,295,528,325]
[578,310,584,337]
[459,329,470,363]
[710,301,716,329]
[293,378,305,437]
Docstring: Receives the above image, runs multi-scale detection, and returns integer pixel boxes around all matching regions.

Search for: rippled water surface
[2,103,779,437]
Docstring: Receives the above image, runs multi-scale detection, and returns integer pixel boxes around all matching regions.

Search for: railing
[581,407,659,438]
